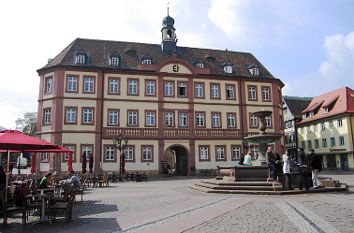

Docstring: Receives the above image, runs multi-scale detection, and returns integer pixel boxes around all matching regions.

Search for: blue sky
[0,0,353,129]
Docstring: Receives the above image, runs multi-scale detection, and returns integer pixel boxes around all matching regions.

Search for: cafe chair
[47,187,76,223]
[0,190,26,226]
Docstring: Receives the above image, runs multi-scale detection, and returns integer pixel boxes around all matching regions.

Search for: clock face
[172,64,179,72]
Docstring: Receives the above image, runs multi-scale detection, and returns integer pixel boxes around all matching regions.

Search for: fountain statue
[244,110,282,166]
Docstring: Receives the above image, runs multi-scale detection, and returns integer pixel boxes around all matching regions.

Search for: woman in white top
[282,150,292,190]
[243,151,253,166]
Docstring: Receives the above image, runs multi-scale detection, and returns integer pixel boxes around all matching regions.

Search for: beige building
[36,13,284,175]
[297,87,354,170]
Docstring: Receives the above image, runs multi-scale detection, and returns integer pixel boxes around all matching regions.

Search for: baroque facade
[36,14,284,175]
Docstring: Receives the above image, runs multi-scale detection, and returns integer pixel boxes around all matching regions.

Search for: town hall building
[36,13,284,175]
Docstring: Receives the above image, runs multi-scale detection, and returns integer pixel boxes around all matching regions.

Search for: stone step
[196,183,278,191]
[201,180,275,187]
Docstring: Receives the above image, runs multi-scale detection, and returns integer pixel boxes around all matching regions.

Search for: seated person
[39,172,52,189]
[60,171,81,189]
[243,151,253,166]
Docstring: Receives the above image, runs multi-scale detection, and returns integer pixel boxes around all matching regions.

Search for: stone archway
[166,145,188,176]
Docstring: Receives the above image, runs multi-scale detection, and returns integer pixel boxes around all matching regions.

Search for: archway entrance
[166,145,188,176]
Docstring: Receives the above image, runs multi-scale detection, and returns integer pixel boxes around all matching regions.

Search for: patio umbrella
[82,152,87,174]
[68,151,73,173]
[30,153,36,174]
[0,130,62,203]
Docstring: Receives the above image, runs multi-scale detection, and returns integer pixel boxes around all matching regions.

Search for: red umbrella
[30,153,36,174]
[68,151,73,172]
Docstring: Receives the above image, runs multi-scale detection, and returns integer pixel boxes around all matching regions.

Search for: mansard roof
[298,86,354,124]
[38,38,276,79]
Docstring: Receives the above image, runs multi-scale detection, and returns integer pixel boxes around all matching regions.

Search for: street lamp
[113,133,128,175]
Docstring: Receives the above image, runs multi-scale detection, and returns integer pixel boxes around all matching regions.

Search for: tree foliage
[15,112,37,136]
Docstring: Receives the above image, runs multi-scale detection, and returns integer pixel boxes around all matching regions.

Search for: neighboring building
[0,126,6,131]
[297,87,354,170]
[283,96,312,157]
[36,13,284,175]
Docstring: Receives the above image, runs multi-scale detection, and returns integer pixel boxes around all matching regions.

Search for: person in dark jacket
[309,149,323,189]
[0,165,6,190]
[297,148,309,190]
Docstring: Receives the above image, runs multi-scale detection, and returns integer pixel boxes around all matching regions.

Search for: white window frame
[108,110,119,125]
[178,82,187,97]
[165,112,174,127]
[128,79,138,95]
[196,112,205,127]
[227,113,236,128]
[179,112,188,127]
[199,146,209,160]
[195,83,204,98]
[164,81,174,96]
[262,87,270,101]
[146,111,156,126]
[212,113,221,127]
[43,108,51,125]
[250,114,258,127]
[337,119,343,127]
[109,79,119,94]
[128,111,138,126]
[66,108,76,124]
[248,86,257,100]
[75,55,85,64]
[226,85,235,99]
[83,108,94,124]
[142,146,153,161]
[110,57,120,66]
[105,146,115,160]
[211,84,219,98]
[124,146,134,161]
[146,80,156,96]
[265,116,272,128]
[339,136,345,146]
[216,146,225,160]
[232,146,241,160]
[224,65,233,74]
[45,77,53,94]
[67,76,78,92]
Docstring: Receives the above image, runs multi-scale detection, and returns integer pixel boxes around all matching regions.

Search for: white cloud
[318,31,354,84]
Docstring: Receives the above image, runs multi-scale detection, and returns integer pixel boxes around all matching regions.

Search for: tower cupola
[161,7,177,54]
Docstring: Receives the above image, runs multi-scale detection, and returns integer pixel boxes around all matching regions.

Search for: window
[249,67,259,76]
[211,112,221,128]
[128,79,139,95]
[265,116,272,128]
[324,107,329,114]
[307,126,311,133]
[75,54,86,64]
[199,146,209,161]
[231,146,241,160]
[226,84,235,99]
[145,80,156,96]
[248,86,257,101]
[309,112,314,117]
[322,138,327,147]
[65,107,77,124]
[307,140,312,149]
[195,112,205,127]
[261,87,271,101]
[194,83,204,98]
[128,110,138,126]
[145,111,156,127]
[250,114,258,128]
[42,152,49,161]
[82,108,94,124]
[164,81,174,97]
[83,76,95,93]
[108,78,120,94]
[179,112,188,127]
[43,108,51,125]
[196,62,204,68]
[141,146,153,162]
[124,146,134,161]
[45,77,53,94]
[165,112,174,127]
[320,122,325,131]
[105,146,115,161]
[109,56,120,66]
[314,139,319,148]
[210,83,220,99]
[216,146,226,161]
[223,65,233,74]
[142,59,152,64]
[227,113,236,128]
[337,119,343,127]
[178,82,187,97]
[339,136,345,146]
[81,146,93,162]
[330,137,336,147]
[63,144,76,162]
[301,141,306,149]
[108,109,119,126]
[67,76,78,92]
[329,120,334,128]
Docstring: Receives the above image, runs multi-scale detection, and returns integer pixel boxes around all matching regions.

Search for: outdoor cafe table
[26,188,61,224]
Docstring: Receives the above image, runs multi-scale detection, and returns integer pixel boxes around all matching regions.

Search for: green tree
[15,112,37,136]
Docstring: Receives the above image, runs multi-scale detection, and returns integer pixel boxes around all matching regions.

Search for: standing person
[282,149,292,190]
[89,153,94,174]
[309,149,323,189]
[297,148,309,190]
[238,153,245,165]
[243,151,253,166]
[66,171,81,189]
[266,146,277,180]
[0,165,6,190]
[82,152,87,174]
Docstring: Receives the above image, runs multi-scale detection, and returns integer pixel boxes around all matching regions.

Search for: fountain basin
[245,134,282,144]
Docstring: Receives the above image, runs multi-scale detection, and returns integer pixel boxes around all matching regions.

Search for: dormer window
[109,52,120,67]
[302,113,307,119]
[75,54,86,64]
[142,59,152,64]
[249,67,259,76]
[196,62,204,68]
[223,64,233,74]
[248,64,260,76]
[141,54,153,65]
[323,107,329,114]
[309,111,314,117]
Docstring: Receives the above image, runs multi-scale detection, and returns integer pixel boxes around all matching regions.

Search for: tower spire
[167,2,170,16]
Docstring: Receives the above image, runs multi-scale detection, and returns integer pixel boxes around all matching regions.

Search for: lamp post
[113,133,128,175]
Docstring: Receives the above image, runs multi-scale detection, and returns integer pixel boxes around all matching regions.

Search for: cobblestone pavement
[1,173,354,233]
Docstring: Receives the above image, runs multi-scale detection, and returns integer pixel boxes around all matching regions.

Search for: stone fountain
[245,110,282,166]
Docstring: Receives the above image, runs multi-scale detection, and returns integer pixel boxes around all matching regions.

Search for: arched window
[141,54,153,65]
[109,52,121,67]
